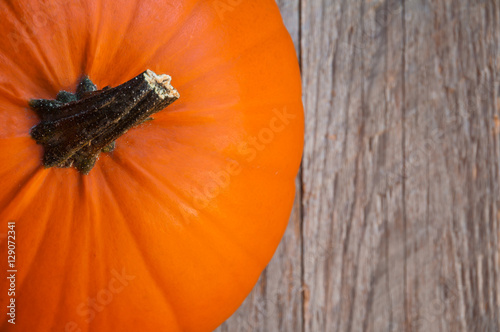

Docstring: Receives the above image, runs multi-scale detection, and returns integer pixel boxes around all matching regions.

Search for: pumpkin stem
[29,70,179,175]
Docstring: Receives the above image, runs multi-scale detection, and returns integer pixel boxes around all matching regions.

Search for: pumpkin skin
[0,0,303,331]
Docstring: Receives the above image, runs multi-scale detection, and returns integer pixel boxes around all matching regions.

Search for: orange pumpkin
[0,0,303,331]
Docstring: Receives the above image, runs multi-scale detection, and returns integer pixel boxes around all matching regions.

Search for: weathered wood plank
[402,1,500,331]
[215,1,303,331]
[300,0,499,332]
[300,0,350,330]
[300,0,401,331]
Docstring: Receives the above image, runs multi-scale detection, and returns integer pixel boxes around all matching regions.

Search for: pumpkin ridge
[87,0,142,79]
[84,171,132,332]
[0,166,46,219]
[149,19,286,97]
[118,149,251,244]
[113,0,141,56]
[0,59,39,103]
[110,154,195,224]
[87,170,120,332]
[35,174,98,331]
[172,61,237,93]
[0,109,37,138]
[149,105,235,121]
[194,205,263,269]
[0,138,39,204]
[130,0,208,75]
[49,217,90,332]
[108,151,184,221]
[104,145,261,330]
[0,2,78,90]
[42,1,83,87]
[59,4,86,82]
[98,168,184,331]
[86,173,108,332]
[115,123,243,178]
[1,177,58,331]
[84,0,104,73]
[0,181,54,330]
[15,19,61,92]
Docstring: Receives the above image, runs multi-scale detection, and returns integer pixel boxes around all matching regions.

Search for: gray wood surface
[216,0,500,331]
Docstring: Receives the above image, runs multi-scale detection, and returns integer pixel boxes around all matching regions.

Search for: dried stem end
[29,70,179,174]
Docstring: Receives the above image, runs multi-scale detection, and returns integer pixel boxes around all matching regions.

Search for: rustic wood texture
[217,0,500,331]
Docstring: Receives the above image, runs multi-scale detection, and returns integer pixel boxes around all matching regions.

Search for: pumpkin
[0,0,303,331]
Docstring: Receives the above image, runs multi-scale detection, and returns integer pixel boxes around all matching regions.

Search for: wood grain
[218,0,500,331]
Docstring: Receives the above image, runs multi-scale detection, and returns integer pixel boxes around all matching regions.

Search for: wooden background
[217,0,500,331]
